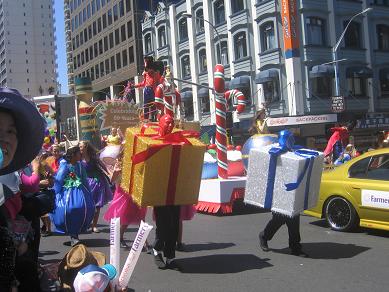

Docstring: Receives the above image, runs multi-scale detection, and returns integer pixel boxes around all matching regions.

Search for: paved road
[39,205,389,292]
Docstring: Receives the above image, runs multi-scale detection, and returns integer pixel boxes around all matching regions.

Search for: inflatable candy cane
[214,65,228,179]
[224,89,246,113]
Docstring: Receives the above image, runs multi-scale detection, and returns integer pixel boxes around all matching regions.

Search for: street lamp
[333,7,372,96]
[182,12,223,65]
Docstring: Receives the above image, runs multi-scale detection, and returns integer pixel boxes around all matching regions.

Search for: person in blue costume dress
[50,145,95,246]
[80,140,112,233]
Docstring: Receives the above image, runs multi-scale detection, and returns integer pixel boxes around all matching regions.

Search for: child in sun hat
[73,264,117,292]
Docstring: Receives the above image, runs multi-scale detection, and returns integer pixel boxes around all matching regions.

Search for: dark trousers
[262,213,301,251]
[153,205,180,259]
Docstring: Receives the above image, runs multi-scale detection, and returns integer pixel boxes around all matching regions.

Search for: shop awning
[197,88,209,98]
[180,91,193,101]
[346,66,373,78]
[229,75,251,89]
[255,69,279,84]
[309,65,334,78]
[379,68,389,80]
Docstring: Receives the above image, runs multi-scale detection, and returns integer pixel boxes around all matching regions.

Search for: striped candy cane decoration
[225,89,246,113]
[154,84,166,118]
[214,65,228,179]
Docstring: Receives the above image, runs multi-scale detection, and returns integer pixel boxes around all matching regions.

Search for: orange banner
[281,0,300,58]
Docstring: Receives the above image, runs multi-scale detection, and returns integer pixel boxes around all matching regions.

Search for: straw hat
[58,244,106,290]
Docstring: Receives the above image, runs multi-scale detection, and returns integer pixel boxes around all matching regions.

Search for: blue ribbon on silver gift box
[263,130,319,210]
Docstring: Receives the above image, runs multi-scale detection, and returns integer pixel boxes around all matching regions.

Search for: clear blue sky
[54,0,68,94]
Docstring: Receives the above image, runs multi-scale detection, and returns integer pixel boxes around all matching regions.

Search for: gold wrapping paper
[121,126,206,207]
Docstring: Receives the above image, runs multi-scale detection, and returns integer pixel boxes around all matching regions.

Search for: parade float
[195,65,278,214]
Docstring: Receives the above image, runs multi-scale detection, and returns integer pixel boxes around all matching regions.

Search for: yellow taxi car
[305,148,389,232]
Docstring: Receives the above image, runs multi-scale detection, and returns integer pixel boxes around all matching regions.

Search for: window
[129,46,134,63]
[99,39,103,54]
[306,17,326,46]
[374,0,389,6]
[104,36,108,52]
[234,32,247,60]
[97,18,102,33]
[91,67,95,80]
[88,25,92,39]
[94,42,98,57]
[216,41,229,65]
[349,155,389,180]
[113,4,118,21]
[109,32,114,48]
[119,0,124,17]
[144,33,152,53]
[89,46,93,60]
[111,55,116,71]
[100,62,104,77]
[201,95,210,114]
[92,0,96,15]
[96,0,100,11]
[214,0,225,25]
[102,13,107,29]
[347,77,367,97]
[116,53,121,69]
[261,22,276,51]
[379,69,389,97]
[108,9,112,25]
[93,21,97,36]
[122,50,128,67]
[115,28,120,45]
[231,0,244,13]
[198,48,207,73]
[105,59,110,74]
[87,4,91,18]
[127,21,132,38]
[312,77,333,98]
[121,24,126,42]
[178,18,188,41]
[81,52,85,65]
[195,9,204,33]
[377,24,389,50]
[95,64,99,79]
[85,49,89,62]
[158,26,166,48]
[344,21,361,48]
[126,0,131,12]
[181,55,191,78]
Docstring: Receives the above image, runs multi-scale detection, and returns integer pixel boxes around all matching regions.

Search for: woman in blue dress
[80,141,112,233]
[50,145,95,246]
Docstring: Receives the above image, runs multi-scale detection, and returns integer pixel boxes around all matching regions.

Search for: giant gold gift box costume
[121,125,206,207]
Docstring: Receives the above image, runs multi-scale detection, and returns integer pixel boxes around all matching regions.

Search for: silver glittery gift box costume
[244,144,324,217]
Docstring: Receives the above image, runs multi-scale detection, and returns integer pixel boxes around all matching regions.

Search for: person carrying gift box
[245,130,324,258]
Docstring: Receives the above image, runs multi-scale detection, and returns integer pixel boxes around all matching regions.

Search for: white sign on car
[361,189,389,210]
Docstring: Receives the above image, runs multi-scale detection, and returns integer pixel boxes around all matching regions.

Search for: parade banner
[281,0,299,58]
[98,101,139,133]
[119,221,153,289]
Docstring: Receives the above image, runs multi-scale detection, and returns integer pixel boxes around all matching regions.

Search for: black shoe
[165,258,181,271]
[176,242,185,252]
[259,233,269,252]
[291,249,309,258]
[153,249,165,269]
[120,240,130,249]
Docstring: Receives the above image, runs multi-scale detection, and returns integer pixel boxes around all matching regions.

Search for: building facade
[0,0,57,97]
[141,0,389,146]
[65,0,160,99]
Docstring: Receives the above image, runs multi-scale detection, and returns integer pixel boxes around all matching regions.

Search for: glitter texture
[244,145,324,217]
[121,126,206,207]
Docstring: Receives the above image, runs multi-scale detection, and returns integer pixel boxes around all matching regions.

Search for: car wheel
[325,196,358,232]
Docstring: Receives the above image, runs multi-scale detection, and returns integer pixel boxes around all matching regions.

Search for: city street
[39,204,389,292]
